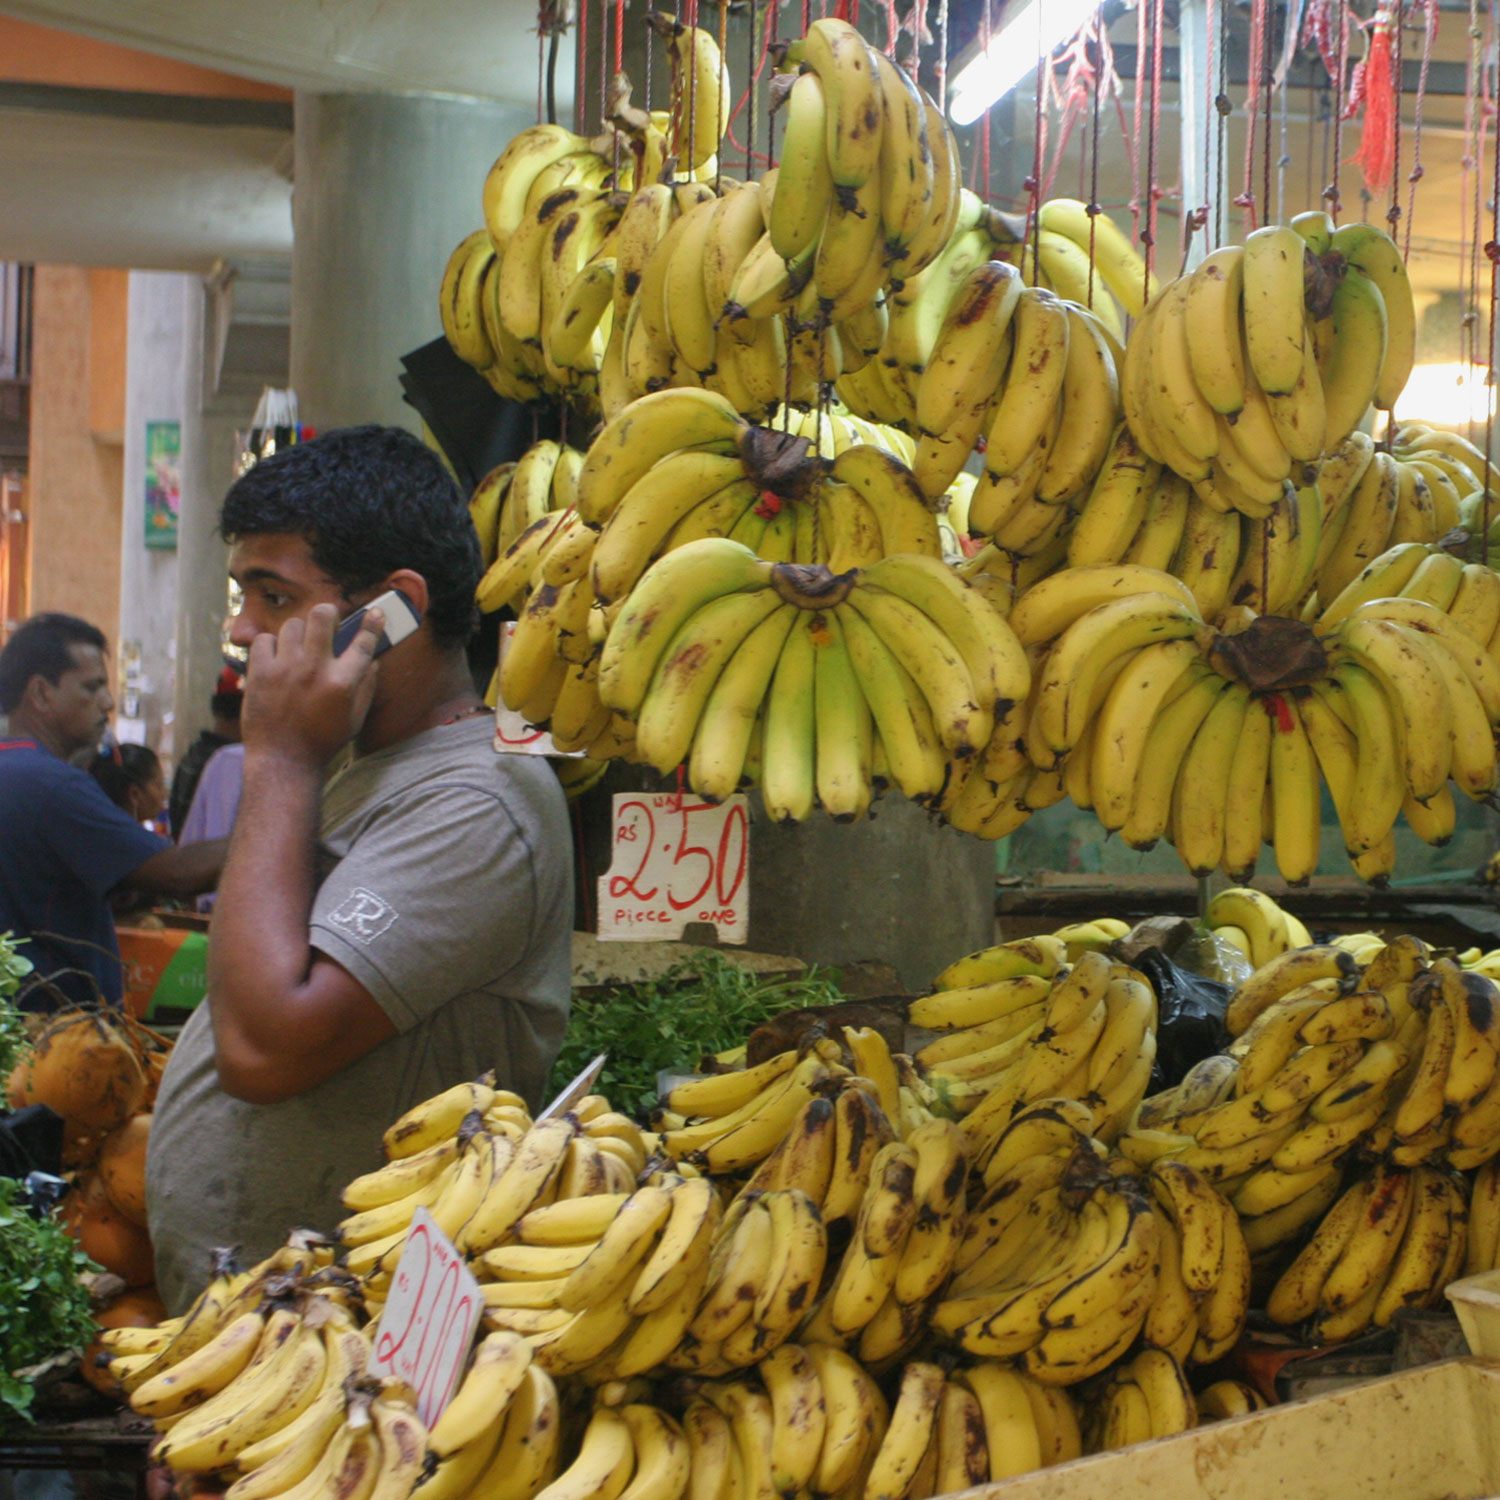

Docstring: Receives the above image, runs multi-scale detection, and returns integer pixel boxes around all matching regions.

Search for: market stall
[13,0,1500,1489]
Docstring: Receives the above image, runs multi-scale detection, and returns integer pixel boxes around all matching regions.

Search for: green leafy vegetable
[547,953,847,1119]
[0,933,31,1085]
[0,1177,99,1422]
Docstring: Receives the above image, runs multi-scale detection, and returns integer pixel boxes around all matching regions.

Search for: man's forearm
[206,750,321,1061]
[129,839,229,897]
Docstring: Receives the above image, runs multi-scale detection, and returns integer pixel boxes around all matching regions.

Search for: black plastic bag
[1135,948,1233,1092]
[0,1103,64,1183]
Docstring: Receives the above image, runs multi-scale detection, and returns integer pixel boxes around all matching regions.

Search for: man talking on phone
[146,426,574,1313]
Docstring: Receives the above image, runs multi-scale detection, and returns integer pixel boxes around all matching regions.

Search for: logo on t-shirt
[327,887,398,943]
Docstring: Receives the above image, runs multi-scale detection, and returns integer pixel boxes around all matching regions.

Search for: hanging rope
[643,0,654,116]
[979,0,994,203]
[1389,2,1404,234]
[1240,0,1267,229]
[1261,0,1275,220]
[1089,30,1103,309]
[541,16,549,128]
[597,0,609,139]
[1484,0,1500,544]
[1142,0,1164,284]
[1215,0,1230,245]
[1130,0,1148,245]
[1462,0,1482,383]
[1277,48,1290,222]
[1203,0,1218,248]
[1330,0,1348,217]
[937,0,950,113]
[714,0,728,190]
[745,0,757,178]
[1403,0,1437,259]
[1028,32,1047,253]
[685,0,699,183]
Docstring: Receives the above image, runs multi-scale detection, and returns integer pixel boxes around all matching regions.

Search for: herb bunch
[0,1177,98,1422]
[0,933,30,1097]
[548,952,847,1120]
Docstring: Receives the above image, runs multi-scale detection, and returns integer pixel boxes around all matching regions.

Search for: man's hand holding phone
[243,600,386,769]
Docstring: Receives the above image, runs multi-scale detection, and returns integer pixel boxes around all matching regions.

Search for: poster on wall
[145,420,180,550]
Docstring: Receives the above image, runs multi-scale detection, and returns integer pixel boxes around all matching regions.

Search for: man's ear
[23,673,52,713]
[383,570,430,623]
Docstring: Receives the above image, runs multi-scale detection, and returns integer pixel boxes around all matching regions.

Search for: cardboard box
[975,1358,1500,1500]
[118,925,208,1022]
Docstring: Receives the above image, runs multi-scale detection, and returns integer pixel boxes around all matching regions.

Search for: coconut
[98,1114,151,1227]
[20,1009,145,1132]
[60,1171,155,1286]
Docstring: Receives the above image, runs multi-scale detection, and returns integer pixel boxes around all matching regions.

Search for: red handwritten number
[667,803,718,911]
[371,1225,477,1424]
[607,800,658,900]
[716,802,748,906]
[374,1224,431,1366]
[494,710,546,747]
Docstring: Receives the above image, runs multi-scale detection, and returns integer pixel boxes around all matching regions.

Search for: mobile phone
[333,588,422,658]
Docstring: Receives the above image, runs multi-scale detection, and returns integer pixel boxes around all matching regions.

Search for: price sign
[596,792,750,944]
[368,1208,483,1425]
[492,622,581,758]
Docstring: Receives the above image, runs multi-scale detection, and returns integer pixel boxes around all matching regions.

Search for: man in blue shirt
[0,614,227,1011]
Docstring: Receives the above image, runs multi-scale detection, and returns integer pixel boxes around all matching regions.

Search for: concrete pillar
[290,91,534,433]
[171,296,238,766]
[743,795,998,992]
[119,271,195,752]
[578,769,996,994]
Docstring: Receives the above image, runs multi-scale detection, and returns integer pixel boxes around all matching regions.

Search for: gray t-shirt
[146,715,572,1313]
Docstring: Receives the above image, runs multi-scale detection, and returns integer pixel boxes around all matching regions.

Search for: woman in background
[89,743,168,834]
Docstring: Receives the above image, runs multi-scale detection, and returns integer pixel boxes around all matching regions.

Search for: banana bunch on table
[477,1172,763,1378]
[1123,216,1416,520]
[933,1105,1161,1382]
[1264,1163,1469,1342]
[1136,939,1500,1182]
[415,1334,558,1500]
[105,1247,399,1488]
[861,1358,1084,1493]
[1081,1348,1198,1452]
[798,1118,970,1368]
[339,1085,652,1302]
[909,950,1157,1150]
[1137,1159,1251,1366]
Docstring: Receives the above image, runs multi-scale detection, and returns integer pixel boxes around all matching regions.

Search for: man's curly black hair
[219,425,481,647]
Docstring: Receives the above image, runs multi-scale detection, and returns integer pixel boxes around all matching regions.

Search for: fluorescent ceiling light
[948,0,1104,125]
[1391,361,1495,430]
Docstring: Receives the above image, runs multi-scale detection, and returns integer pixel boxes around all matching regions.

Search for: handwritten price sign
[596,792,750,944]
[492,622,581,758]
[369,1208,483,1425]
